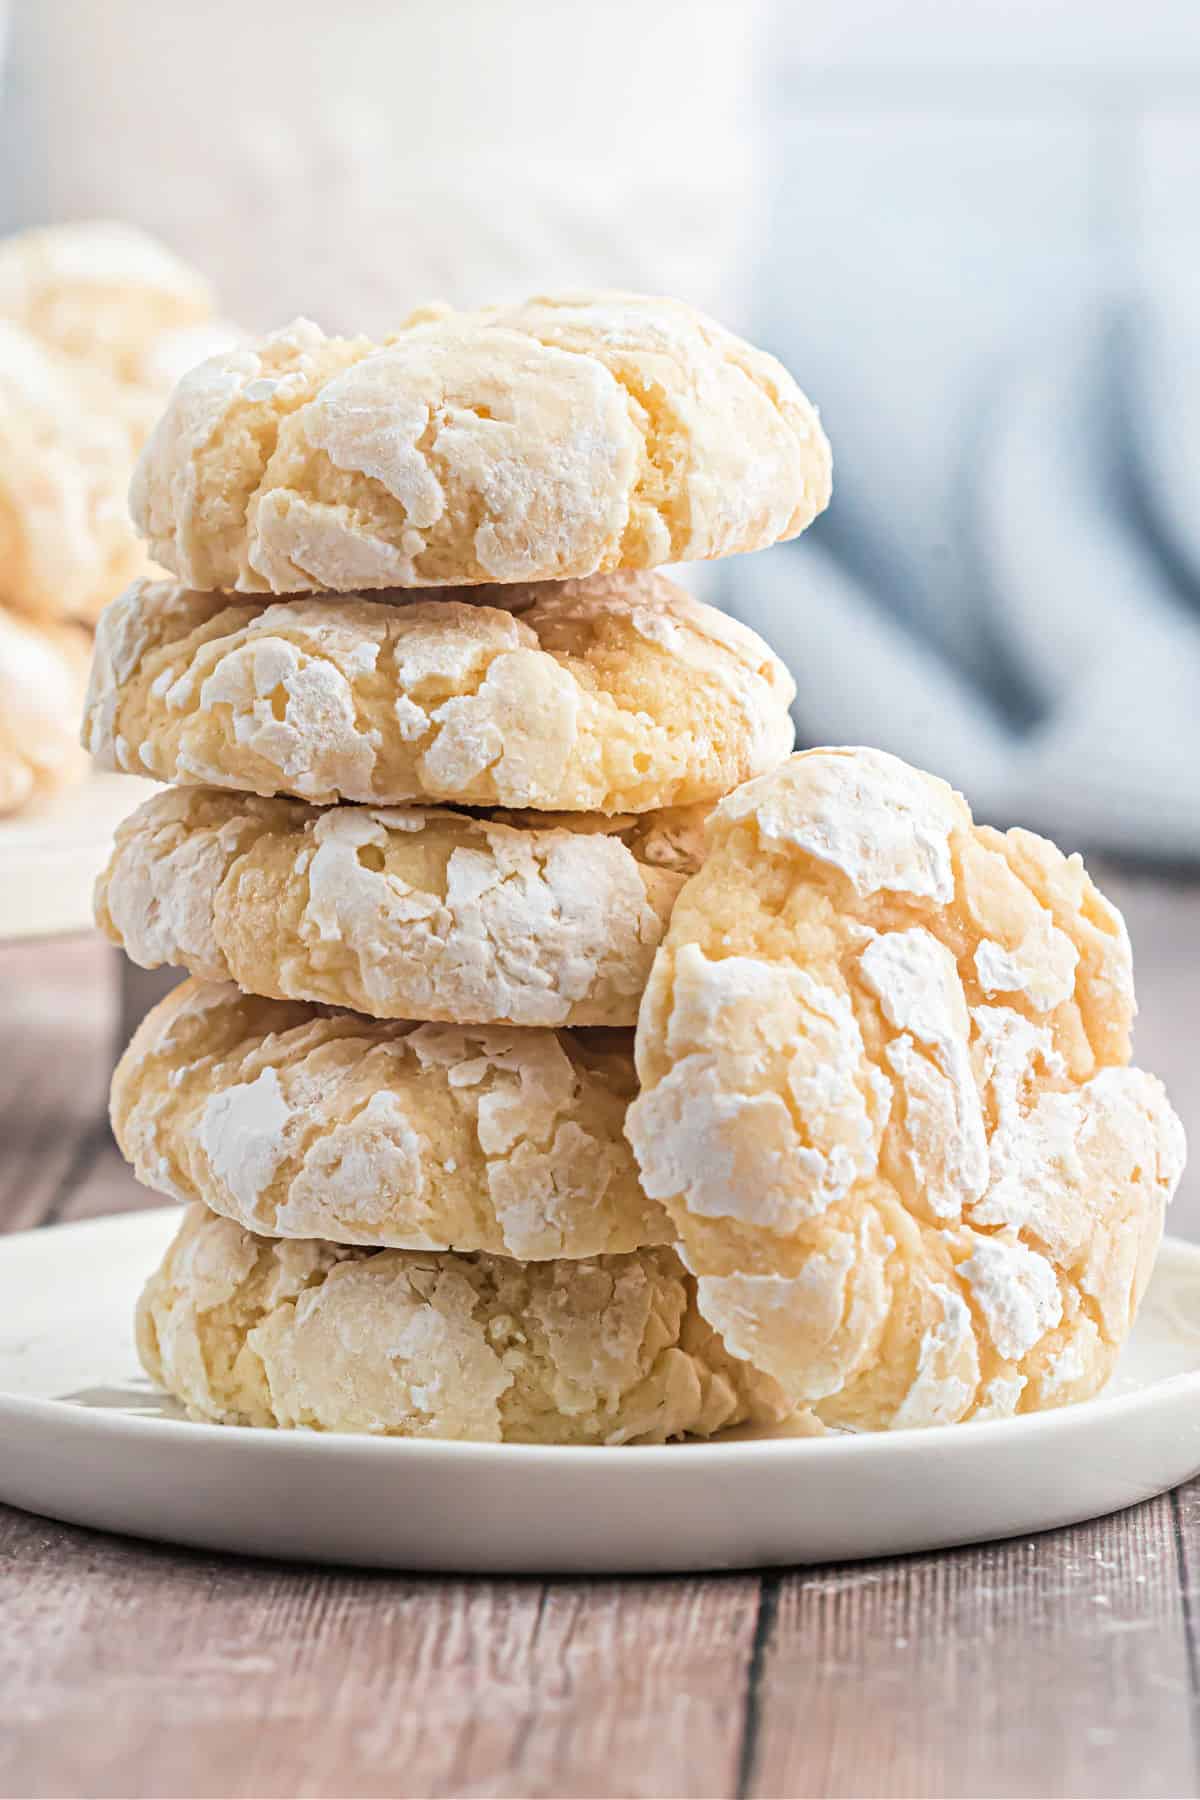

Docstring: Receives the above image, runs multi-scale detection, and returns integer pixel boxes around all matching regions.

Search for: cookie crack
[236,339,379,581]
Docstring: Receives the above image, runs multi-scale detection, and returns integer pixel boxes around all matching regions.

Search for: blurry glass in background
[2,0,1197,858]
[0,0,762,330]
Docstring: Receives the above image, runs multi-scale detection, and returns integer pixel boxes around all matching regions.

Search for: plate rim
[0,770,157,941]
[3,1209,1199,1468]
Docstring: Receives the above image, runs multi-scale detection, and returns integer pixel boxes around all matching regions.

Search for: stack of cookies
[90,291,1186,1443]
[0,221,232,815]
[88,293,832,1443]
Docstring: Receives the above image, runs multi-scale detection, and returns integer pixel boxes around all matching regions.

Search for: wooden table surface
[2,862,1199,1800]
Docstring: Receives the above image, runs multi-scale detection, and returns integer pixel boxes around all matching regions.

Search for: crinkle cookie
[130,297,831,594]
[83,572,795,811]
[137,1204,792,1443]
[627,747,1186,1432]
[0,320,152,622]
[0,607,90,814]
[0,228,234,621]
[113,978,670,1260]
[97,786,708,1028]
[0,221,214,392]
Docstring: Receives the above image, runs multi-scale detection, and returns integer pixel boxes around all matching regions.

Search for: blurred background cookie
[0,222,236,627]
[0,217,238,845]
[0,218,217,392]
[0,605,89,813]
[0,317,149,625]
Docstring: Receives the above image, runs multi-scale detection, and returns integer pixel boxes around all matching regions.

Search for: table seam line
[735,1571,780,1800]
[1170,1485,1200,1791]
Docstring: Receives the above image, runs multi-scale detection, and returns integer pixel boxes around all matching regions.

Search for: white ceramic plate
[0,772,158,940]
[2,1208,1200,1573]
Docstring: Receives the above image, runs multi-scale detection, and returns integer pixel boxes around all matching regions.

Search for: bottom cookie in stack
[137,1205,788,1445]
[117,981,791,1444]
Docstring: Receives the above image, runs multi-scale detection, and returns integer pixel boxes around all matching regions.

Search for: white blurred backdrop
[0,0,762,327]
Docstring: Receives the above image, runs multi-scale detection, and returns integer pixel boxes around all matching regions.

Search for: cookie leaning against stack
[93,290,830,1443]
[626,746,1187,1430]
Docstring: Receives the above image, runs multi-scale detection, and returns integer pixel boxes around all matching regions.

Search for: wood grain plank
[747,1494,1197,1800]
[1168,1481,1200,1753]
[0,1505,760,1800]
[0,936,114,1233]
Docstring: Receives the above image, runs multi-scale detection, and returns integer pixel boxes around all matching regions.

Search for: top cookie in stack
[92,292,829,1445]
[128,296,830,593]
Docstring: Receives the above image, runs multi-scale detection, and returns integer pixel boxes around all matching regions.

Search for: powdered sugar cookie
[97,786,708,1027]
[113,978,670,1260]
[0,321,152,622]
[0,607,90,813]
[137,1203,792,1443]
[83,572,795,811]
[0,221,214,392]
[130,297,831,594]
[0,227,236,621]
[626,747,1186,1430]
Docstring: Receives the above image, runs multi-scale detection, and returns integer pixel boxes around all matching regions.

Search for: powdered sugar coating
[131,295,831,594]
[719,745,959,903]
[136,1203,793,1444]
[627,747,1186,1430]
[113,978,671,1261]
[96,786,708,1027]
[83,572,795,811]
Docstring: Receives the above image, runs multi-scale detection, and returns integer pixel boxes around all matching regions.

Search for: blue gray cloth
[727,293,1200,859]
